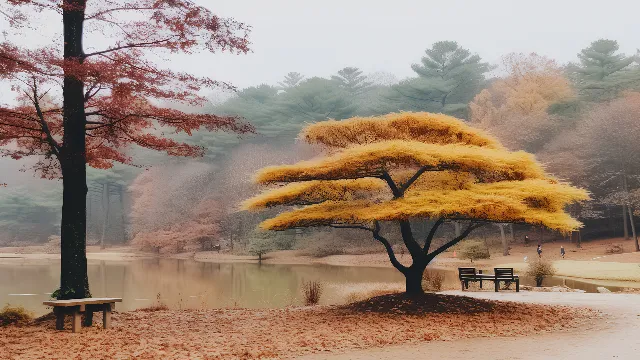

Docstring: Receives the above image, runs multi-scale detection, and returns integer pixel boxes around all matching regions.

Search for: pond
[0,259,635,316]
[0,259,404,316]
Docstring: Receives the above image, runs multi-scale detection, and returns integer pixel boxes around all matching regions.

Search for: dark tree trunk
[59,0,90,300]
[404,266,425,295]
[399,221,426,295]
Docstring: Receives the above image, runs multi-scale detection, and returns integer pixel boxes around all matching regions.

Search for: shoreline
[1,247,640,289]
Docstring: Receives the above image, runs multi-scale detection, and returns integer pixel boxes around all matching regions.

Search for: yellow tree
[470,53,574,152]
[244,112,588,294]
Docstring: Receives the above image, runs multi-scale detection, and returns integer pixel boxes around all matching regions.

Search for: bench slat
[43,297,122,307]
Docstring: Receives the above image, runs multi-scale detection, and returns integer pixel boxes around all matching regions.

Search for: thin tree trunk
[499,224,508,256]
[454,222,461,237]
[628,206,639,251]
[100,183,110,249]
[623,204,629,239]
[508,224,515,243]
[118,186,127,243]
[577,230,581,248]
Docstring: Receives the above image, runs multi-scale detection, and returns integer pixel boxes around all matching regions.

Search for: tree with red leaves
[0,1,252,299]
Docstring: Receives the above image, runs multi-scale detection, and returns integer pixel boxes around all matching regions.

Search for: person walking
[537,244,542,258]
[560,246,565,259]
[524,235,530,245]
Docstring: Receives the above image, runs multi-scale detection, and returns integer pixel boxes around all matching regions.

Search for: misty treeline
[2,39,640,252]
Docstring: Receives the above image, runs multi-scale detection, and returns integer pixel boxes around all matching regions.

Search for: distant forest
[2,39,640,250]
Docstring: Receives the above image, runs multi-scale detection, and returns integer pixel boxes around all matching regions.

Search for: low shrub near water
[0,305,33,326]
[422,270,445,292]
[460,240,490,262]
[526,258,556,287]
[302,281,323,305]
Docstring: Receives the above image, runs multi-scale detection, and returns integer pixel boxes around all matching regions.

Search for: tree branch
[30,79,60,156]
[426,222,485,261]
[330,222,407,274]
[380,171,402,198]
[83,38,175,58]
[422,218,445,253]
[399,166,429,193]
[372,221,408,274]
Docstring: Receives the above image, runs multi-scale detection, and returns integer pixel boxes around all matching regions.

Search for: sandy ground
[0,293,596,360]
[301,292,640,360]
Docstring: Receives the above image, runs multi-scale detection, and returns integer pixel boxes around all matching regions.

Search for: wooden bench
[493,267,520,292]
[43,298,122,333]
[458,267,493,290]
[458,267,520,292]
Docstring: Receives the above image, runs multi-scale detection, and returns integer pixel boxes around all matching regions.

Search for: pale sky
[0,0,639,185]
[189,0,640,88]
[1,0,639,92]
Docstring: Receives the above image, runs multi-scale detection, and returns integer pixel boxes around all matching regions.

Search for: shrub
[605,243,624,254]
[422,270,445,292]
[0,305,33,326]
[298,242,344,258]
[526,259,556,287]
[247,232,274,261]
[460,240,490,262]
[302,281,323,305]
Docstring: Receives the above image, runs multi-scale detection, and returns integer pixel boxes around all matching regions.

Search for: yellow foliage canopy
[246,112,588,233]
[256,140,546,184]
[302,112,503,149]
[259,180,588,232]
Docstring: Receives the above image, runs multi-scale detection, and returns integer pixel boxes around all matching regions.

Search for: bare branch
[427,223,485,261]
[83,38,175,58]
[380,171,402,198]
[422,218,445,253]
[30,78,60,156]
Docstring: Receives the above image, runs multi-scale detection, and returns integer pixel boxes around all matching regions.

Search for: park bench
[493,267,520,292]
[458,267,520,292]
[43,298,122,333]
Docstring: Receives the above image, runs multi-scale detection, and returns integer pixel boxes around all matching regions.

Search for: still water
[0,259,404,316]
[0,259,633,316]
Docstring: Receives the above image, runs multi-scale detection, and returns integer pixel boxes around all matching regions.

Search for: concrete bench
[43,298,122,333]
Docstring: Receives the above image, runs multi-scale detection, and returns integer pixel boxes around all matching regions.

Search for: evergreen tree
[331,67,373,96]
[273,77,358,125]
[278,72,305,90]
[571,39,640,101]
[0,187,61,244]
[379,41,491,119]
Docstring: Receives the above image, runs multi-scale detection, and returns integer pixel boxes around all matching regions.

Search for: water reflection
[0,259,636,316]
[0,259,404,316]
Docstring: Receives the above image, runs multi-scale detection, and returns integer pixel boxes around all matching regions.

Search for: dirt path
[300,292,640,360]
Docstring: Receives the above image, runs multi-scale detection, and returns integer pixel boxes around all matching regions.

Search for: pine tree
[571,39,640,101]
[331,67,373,96]
[381,41,491,118]
[278,72,305,90]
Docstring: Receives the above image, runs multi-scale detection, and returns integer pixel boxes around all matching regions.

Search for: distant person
[560,246,565,259]
[537,244,542,258]
[524,235,529,245]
